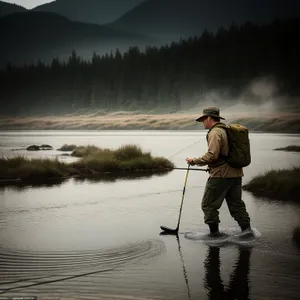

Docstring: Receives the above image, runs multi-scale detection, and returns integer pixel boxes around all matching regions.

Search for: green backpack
[213,123,251,168]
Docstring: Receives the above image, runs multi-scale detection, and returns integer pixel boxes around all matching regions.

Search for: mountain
[110,0,300,41]
[0,1,27,17]
[0,11,155,68]
[32,0,145,25]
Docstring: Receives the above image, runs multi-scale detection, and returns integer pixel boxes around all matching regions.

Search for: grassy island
[0,144,174,183]
[274,145,300,152]
[243,166,300,202]
[293,225,300,248]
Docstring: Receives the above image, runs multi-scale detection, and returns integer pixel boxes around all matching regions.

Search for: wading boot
[208,223,222,238]
[240,224,255,238]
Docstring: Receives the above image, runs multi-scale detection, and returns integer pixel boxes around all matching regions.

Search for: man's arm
[191,130,222,166]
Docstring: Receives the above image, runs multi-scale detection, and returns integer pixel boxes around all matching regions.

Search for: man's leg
[225,177,251,231]
[204,246,225,299]
[201,177,229,234]
[225,247,252,299]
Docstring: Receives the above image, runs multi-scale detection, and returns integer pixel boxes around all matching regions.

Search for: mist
[188,76,298,119]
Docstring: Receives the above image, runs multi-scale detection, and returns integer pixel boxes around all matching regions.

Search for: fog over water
[189,77,298,118]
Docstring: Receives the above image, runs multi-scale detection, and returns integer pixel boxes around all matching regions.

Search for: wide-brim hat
[195,106,225,122]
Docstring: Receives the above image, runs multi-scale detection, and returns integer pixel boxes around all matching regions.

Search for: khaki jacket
[193,124,244,178]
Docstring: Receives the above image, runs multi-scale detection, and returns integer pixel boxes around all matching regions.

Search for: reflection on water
[204,246,251,300]
[0,178,66,191]
[73,170,170,183]
[167,235,252,300]
[176,235,192,300]
[0,170,170,191]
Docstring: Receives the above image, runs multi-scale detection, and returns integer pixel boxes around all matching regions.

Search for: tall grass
[70,145,174,174]
[243,166,300,202]
[114,144,145,160]
[71,145,110,157]
[0,156,71,181]
[0,145,175,183]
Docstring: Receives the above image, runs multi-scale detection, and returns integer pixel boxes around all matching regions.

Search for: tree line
[0,17,299,116]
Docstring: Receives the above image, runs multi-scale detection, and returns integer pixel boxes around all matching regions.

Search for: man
[186,106,252,237]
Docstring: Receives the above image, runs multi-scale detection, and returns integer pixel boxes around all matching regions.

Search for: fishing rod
[173,167,208,172]
[167,140,202,160]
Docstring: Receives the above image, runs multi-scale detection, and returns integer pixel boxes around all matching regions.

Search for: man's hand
[186,158,195,165]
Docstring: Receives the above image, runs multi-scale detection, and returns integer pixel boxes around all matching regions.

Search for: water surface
[0,130,300,299]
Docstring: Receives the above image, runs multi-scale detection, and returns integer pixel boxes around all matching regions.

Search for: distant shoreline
[0,113,299,133]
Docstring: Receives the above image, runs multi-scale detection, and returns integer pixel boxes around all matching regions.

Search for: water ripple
[0,239,166,295]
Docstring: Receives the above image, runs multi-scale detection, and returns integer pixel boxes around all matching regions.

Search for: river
[0,130,300,300]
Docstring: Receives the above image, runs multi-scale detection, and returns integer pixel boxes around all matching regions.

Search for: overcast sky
[3,0,53,9]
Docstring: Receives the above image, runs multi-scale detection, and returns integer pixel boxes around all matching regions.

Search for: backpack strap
[206,122,228,168]
[206,122,226,138]
[212,122,230,160]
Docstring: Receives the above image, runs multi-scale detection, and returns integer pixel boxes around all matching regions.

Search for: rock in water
[26,144,53,151]
[40,144,53,150]
[27,145,40,151]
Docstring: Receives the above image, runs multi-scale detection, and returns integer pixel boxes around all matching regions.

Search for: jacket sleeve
[193,129,221,166]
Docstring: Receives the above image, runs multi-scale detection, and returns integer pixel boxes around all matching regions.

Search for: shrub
[71,145,109,157]
[243,166,300,202]
[114,144,144,160]
[0,156,69,180]
[72,156,119,174]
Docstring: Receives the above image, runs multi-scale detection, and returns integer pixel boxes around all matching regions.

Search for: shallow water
[0,130,300,299]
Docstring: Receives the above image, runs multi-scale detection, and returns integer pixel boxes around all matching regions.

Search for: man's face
[202,116,210,129]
